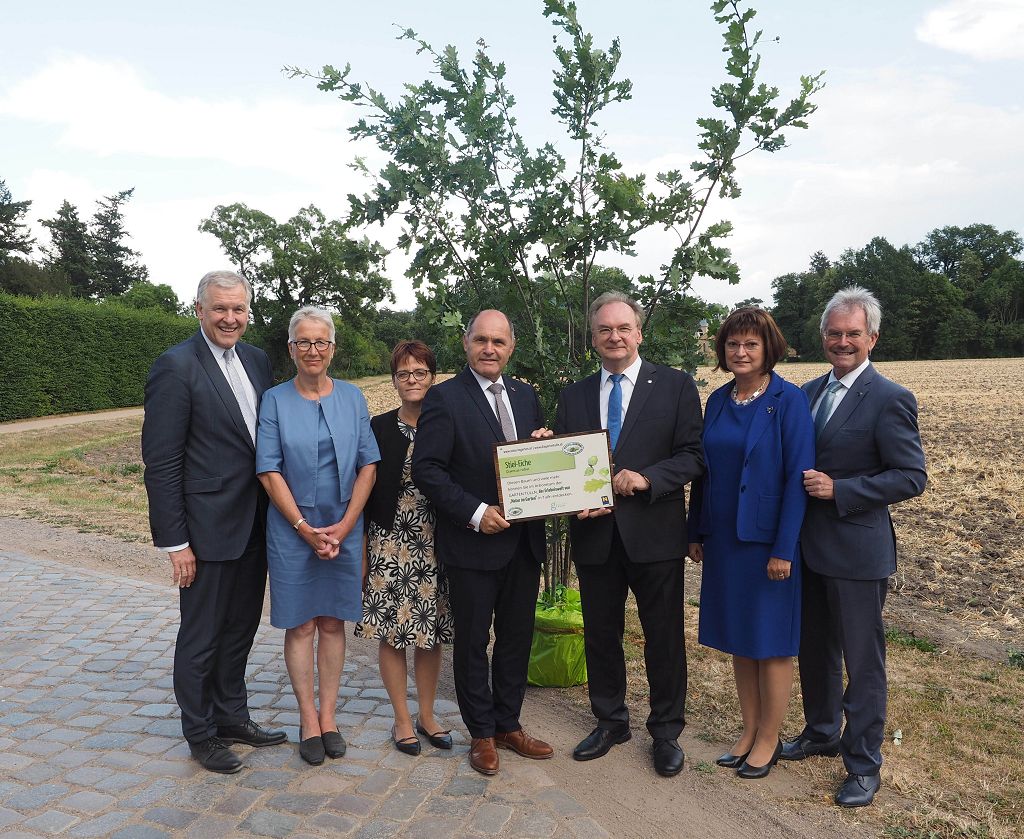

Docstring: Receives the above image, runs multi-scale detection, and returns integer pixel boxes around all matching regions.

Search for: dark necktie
[608,373,625,449]
[814,380,844,439]
[487,382,516,442]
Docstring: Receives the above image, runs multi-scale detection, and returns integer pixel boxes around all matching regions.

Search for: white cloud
[603,65,1024,307]
[917,0,1024,61]
[0,54,377,188]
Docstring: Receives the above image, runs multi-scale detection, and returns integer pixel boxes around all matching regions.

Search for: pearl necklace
[731,374,769,406]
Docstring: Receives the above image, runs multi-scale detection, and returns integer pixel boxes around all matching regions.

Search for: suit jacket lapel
[192,332,256,452]
[235,343,267,410]
[818,363,875,447]
[744,373,782,458]
[459,367,504,441]
[506,377,534,437]
[615,360,656,452]
[584,373,601,431]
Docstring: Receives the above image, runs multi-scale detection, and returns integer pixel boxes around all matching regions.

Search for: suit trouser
[576,525,687,740]
[175,521,267,743]
[444,533,540,739]
[798,563,888,776]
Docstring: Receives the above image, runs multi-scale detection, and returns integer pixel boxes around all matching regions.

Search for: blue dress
[256,380,380,630]
[698,397,801,659]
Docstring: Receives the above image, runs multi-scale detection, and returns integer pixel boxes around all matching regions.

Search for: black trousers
[174,520,267,743]
[444,535,540,739]
[798,563,888,776]
[576,525,687,740]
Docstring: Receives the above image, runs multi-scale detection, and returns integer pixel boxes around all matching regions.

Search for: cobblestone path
[0,551,604,839]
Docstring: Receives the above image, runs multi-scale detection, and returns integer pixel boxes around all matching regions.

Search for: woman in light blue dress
[256,306,379,765]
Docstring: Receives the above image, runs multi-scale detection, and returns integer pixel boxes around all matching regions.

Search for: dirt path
[0,406,144,434]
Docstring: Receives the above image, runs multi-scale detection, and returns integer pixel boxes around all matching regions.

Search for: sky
[3,0,1023,311]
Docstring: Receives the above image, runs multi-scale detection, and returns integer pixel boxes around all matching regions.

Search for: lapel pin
[647,379,653,384]
[766,406,774,414]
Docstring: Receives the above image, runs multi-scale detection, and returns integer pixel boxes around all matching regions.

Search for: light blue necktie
[814,380,844,439]
[608,373,625,449]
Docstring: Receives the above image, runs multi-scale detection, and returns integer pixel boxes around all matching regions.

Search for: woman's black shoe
[415,718,453,750]
[715,749,750,769]
[321,730,347,759]
[392,725,421,756]
[298,728,325,766]
[736,740,783,779]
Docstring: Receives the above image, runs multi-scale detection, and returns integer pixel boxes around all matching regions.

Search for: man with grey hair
[143,270,286,773]
[554,290,704,777]
[781,285,926,808]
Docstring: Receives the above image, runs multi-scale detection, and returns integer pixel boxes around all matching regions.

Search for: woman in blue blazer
[687,308,814,779]
[256,307,380,765]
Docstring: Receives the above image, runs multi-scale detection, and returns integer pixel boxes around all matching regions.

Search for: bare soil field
[0,359,1022,837]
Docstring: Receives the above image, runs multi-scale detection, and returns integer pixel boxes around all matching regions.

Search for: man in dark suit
[782,286,926,807]
[411,309,553,776]
[142,270,286,774]
[554,291,704,777]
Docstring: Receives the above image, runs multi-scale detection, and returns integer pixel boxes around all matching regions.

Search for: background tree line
[771,224,1024,360]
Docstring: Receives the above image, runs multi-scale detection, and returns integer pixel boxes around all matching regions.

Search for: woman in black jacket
[355,341,453,755]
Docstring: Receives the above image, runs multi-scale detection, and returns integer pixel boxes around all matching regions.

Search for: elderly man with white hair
[143,270,286,774]
[781,286,927,808]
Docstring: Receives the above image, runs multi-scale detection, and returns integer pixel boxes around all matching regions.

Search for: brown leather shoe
[494,728,554,759]
[469,737,499,775]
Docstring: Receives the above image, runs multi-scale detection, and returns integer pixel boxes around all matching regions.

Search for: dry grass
[1,359,1021,837]
[683,358,1024,838]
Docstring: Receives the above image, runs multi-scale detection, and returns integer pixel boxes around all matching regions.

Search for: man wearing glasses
[142,270,286,773]
[783,286,926,808]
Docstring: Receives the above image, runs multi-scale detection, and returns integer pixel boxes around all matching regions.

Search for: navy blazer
[142,331,273,562]
[686,372,814,562]
[411,366,546,571]
[800,363,927,580]
[554,360,704,565]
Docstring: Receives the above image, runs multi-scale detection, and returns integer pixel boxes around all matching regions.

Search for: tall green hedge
[0,293,197,422]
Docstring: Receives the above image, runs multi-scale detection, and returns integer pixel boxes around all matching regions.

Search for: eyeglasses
[289,340,334,352]
[823,330,865,341]
[394,369,431,382]
[724,340,761,353]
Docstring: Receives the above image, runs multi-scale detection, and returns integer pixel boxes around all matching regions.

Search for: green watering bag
[527,587,588,687]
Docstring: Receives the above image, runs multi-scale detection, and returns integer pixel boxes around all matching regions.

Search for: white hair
[196,270,252,306]
[288,306,336,341]
[820,285,882,336]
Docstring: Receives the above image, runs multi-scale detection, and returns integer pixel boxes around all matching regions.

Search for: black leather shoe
[298,729,325,766]
[736,740,783,779]
[572,726,631,761]
[392,725,421,756]
[189,737,242,774]
[321,730,347,759]
[652,738,685,777]
[835,773,880,808]
[780,735,841,761]
[416,718,453,750]
[217,720,287,747]
[714,749,750,769]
